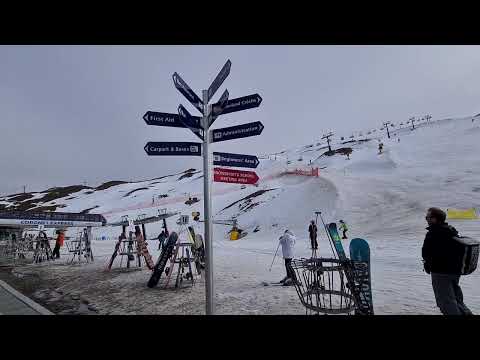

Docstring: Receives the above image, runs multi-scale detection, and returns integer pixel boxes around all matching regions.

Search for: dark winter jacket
[308,224,317,239]
[422,223,464,275]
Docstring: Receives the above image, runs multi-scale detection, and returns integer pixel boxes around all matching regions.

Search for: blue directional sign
[172,72,204,114]
[144,142,201,156]
[213,152,259,168]
[212,93,262,117]
[143,111,200,128]
[207,59,231,102]
[211,121,264,143]
[178,104,204,140]
[209,89,229,126]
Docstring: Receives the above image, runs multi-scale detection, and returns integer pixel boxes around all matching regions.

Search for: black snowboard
[147,232,178,288]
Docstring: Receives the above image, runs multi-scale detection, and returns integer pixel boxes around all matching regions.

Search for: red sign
[213,167,259,185]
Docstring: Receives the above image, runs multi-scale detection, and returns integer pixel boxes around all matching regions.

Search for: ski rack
[67,228,94,264]
[290,257,356,315]
[162,221,200,289]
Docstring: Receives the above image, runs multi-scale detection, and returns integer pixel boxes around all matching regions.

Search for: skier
[339,220,348,239]
[278,229,298,286]
[378,142,384,154]
[422,207,473,315]
[52,229,65,259]
[308,220,318,251]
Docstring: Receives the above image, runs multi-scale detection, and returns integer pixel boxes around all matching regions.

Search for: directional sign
[143,111,201,128]
[212,93,262,117]
[213,168,259,185]
[209,89,229,126]
[213,152,259,169]
[172,72,204,114]
[144,142,201,156]
[178,104,204,140]
[207,59,231,102]
[211,121,264,143]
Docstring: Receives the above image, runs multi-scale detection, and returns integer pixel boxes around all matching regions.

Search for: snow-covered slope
[2,116,480,314]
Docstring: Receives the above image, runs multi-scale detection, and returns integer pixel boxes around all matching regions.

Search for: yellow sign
[446,208,478,220]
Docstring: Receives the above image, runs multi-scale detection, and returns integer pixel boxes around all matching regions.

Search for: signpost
[144,142,201,156]
[211,121,264,143]
[143,111,200,128]
[143,59,263,315]
[213,168,259,185]
[213,152,259,168]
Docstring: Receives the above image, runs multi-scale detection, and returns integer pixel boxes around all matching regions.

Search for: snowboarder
[52,230,65,259]
[278,229,298,286]
[308,220,318,251]
[378,142,384,154]
[339,220,348,239]
[422,207,473,315]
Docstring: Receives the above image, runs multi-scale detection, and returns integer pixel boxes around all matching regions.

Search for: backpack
[452,236,480,275]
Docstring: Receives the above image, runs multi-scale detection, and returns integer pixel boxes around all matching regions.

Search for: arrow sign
[143,111,201,128]
[211,121,264,143]
[207,59,231,102]
[213,168,259,185]
[172,72,204,114]
[178,104,204,140]
[144,142,201,156]
[209,89,229,127]
[213,152,259,168]
[212,93,262,117]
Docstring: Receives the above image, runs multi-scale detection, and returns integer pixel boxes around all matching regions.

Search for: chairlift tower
[322,132,334,152]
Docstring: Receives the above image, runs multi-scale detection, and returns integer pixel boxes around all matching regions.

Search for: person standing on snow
[308,220,318,251]
[378,142,384,154]
[52,230,65,259]
[339,220,348,239]
[422,207,473,315]
[278,229,298,286]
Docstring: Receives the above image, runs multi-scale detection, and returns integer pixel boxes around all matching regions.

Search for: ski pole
[269,242,281,272]
[318,211,337,259]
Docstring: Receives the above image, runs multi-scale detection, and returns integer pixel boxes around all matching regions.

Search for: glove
[423,261,431,274]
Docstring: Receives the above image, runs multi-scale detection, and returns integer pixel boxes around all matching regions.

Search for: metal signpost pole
[202,89,214,315]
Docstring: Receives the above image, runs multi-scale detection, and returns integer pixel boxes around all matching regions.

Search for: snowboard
[327,223,347,261]
[349,238,374,315]
[147,232,178,288]
[136,234,155,270]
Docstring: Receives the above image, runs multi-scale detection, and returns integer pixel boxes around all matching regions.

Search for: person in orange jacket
[52,230,65,259]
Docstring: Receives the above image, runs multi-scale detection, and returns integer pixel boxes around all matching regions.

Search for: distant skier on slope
[308,220,318,251]
[339,220,348,239]
[378,142,384,154]
[422,207,473,315]
[278,229,298,286]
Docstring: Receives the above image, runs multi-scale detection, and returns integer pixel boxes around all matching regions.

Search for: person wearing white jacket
[279,229,298,285]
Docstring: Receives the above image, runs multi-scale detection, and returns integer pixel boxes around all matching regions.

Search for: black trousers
[52,243,60,259]
[310,236,318,250]
[284,258,296,280]
[342,230,347,239]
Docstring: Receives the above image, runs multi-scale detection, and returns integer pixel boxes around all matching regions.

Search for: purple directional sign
[213,152,259,168]
[144,142,201,156]
[207,59,231,102]
[178,104,204,140]
[209,89,229,127]
[172,72,204,114]
[211,121,264,143]
[143,111,200,128]
[212,93,262,117]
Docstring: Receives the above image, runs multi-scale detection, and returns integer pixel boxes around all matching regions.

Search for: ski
[349,238,374,315]
[136,234,155,270]
[106,237,122,270]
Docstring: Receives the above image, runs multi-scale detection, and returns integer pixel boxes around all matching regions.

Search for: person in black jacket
[422,207,473,315]
[308,220,318,251]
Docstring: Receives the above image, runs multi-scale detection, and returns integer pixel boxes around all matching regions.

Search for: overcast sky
[1,45,480,195]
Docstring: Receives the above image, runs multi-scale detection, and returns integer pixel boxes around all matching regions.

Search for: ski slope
[2,116,480,314]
